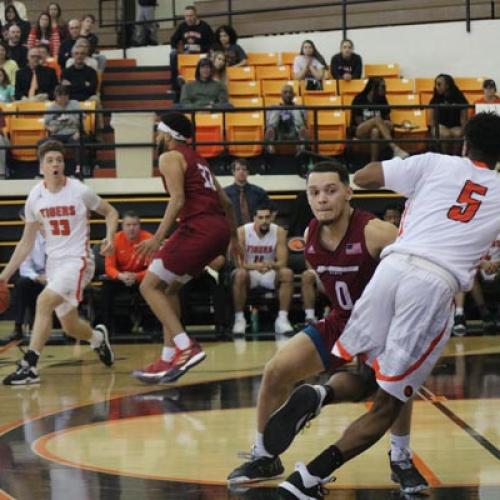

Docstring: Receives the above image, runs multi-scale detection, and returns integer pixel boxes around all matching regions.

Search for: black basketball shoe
[389,450,429,494]
[278,462,333,499]
[227,447,284,484]
[3,360,40,385]
[264,384,326,457]
[94,324,114,367]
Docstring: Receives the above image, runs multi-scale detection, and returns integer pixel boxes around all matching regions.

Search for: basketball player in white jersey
[275,112,500,498]
[232,204,294,335]
[0,140,119,385]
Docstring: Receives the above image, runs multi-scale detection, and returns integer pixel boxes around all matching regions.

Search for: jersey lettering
[48,219,71,236]
[197,163,216,191]
[447,180,488,223]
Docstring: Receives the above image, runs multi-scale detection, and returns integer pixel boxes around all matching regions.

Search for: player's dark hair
[465,112,500,165]
[231,158,249,171]
[159,112,193,140]
[254,203,274,217]
[122,210,140,220]
[307,160,350,186]
[38,139,64,161]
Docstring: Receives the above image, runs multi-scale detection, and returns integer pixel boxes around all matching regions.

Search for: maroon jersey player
[133,113,241,385]
[228,161,428,495]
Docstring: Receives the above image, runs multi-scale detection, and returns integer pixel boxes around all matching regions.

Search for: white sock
[305,308,316,320]
[390,433,411,461]
[161,346,176,362]
[235,311,245,321]
[254,431,273,458]
[455,307,464,316]
[89,329,103,349]
[173,332,190,350]
[278,310,288,320]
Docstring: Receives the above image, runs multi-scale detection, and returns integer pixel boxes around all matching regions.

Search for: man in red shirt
[102,211,153,334]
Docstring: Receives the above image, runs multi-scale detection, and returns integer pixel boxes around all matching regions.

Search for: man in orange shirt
[102,211,153,334]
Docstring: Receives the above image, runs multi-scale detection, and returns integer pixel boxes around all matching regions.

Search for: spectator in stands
[232,204,294,335]
[0,1,26,25]
[0,41,18,85]
[430,73,468,155]
[169,5,215,97]
[0,110,8,178]
[330,38,362,81]
[224,158,271,226]
[301,262,327,324]
[6,207,46,343]
[0,68,14,102]
[133,0,158,47]
[351,77,408,161]
[37,43,61,79]
[80,14,106,73]
[3,4,30,43]
[47,3,68,41]
[65,38,98,71]
[27,12,61,58]
[382,203,403,227]
[180,58,229,109]
[211,50,227,84]
[293,40,326,90]
[475,79,500,105]
[44,85,82,175]
[15,46,58,101]
[214,24,247,67]
[102,211,153,335]
[6,24,27,67]
[58,18,80,69]
[265,83,308,154]
[61,43,98,101]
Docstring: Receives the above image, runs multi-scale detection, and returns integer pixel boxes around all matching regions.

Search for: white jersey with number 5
[24,177,101,261]
[381,153,500,290]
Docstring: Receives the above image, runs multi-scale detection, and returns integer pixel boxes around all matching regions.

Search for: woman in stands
[0,41,18,85]
[47,3,68,42]
[430,73,468,155]
[3,4,30,44]
[0,68,14,102]
[27,11,60,58]
[211,50,228,84]
[351,77,409,161]
[293,40,326,89]
[214,25,247,67]
[330,38,362,81]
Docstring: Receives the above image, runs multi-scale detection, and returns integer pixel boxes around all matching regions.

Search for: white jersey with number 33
[380,153,500,291]
[24,178,101,261]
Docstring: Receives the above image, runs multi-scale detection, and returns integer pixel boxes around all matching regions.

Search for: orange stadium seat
[338,79,368,96]
[455,77,485,92]
[304,95,343,126]
[178,53,206,68]
[385,78,414,94]
[226,111,264,157]
[192,113,224,158]
[246,52,279,66]
[300,79,337,96]
[312,110,347,156]
[281,52,299,65]
[386,93,420,106]
[227,66,255,81]
[419,91,434,127]
[256,65,291,81]
[230,96,263,108]
[415,78,435,93]
[228,80,261,97]
[0,102,16,133]
[364,63,400,78]
[16,100,52,117]
[392,109,428,153]
[10,116,47,161]
[179,66,196,81]
[261,80,299,96]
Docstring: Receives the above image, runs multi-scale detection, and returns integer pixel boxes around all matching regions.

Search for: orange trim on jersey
[334,339,354,362]
[372,311,450,382]
[471,160,488,170]
[398,202,410,236]
[75,257,87,303]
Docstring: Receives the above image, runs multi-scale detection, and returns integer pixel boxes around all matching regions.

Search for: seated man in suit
[15,46,58,101]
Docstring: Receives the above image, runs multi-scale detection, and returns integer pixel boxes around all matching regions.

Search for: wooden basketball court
[0,334,499,499]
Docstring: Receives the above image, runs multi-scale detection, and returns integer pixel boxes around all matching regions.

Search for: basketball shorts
[303,311,349,372]
[333,252,458,402]
[46,256,95,318]
[249,269,276,290]
[149,215,230,285]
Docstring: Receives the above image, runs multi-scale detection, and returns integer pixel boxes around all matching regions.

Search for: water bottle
[250,306,260,333]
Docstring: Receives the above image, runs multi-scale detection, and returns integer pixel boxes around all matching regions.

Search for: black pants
[14,277,44,329]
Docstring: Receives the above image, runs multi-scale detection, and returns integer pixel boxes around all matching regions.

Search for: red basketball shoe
[160,341,206,383]
[132,358,174,385]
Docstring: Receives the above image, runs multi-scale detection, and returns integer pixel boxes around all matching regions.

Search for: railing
[0,102,477,180]
[98,0,495,57]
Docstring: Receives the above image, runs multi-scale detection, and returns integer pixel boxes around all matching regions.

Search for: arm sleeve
[170,24,183,47]
[24,196,37,223]
[88,68,98,95]
[20,254,38,280]
[293,56,303,76]
[330,54,339,79]
[104,252,119,279]
[80,185,102,211]
[216,82,229,103]
[14,71,23,100]
[382,153,435,197]
[235,44,247,62]
[352,54,362,78]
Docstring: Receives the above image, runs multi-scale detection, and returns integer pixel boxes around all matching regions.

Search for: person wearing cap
[132,112,242,385]
[474,79,500,105]
[180,57,229,109]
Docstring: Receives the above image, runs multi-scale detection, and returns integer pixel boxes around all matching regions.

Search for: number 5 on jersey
[448,180,488,223]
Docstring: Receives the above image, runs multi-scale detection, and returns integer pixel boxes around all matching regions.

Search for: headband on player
[157,121,187,142]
